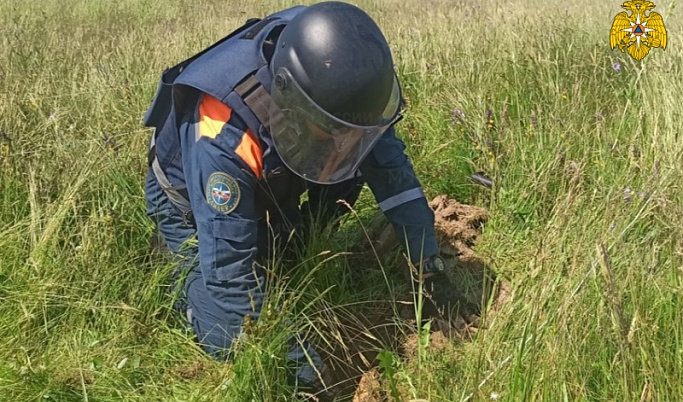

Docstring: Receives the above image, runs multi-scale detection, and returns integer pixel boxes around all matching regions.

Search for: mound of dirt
[430,194,488,260]
[429,195,510,316]
[371,195,508,318]
[371,195,487,259]
[329,196,511,401]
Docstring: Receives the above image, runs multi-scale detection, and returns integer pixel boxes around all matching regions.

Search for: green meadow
[1,0,682,400]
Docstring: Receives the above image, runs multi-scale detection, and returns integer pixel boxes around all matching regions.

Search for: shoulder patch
[206,172,241,214]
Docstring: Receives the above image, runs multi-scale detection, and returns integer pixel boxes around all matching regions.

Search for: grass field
[2,0,683,400]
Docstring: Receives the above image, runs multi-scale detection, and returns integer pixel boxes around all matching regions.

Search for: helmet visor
[269,68,402,184]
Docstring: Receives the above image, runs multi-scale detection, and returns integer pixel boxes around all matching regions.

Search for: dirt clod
[352,368,383,402]
[430,194,488,257]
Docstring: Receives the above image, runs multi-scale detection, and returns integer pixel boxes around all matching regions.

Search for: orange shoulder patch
[235,129,263,178]
[197,94,232,139]
[196,94,263,178]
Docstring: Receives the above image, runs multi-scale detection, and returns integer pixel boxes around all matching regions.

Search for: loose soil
[321,196,511,401]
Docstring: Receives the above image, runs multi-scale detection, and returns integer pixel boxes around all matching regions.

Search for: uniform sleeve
[360,127,438,263]
[182,94,265,322]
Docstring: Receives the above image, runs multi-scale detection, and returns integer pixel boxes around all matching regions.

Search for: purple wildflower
[624,187,632,202]
[451,108,466,124]
[486,109,493,121]
[530,115,538,127]
[612,62,621,72]
[595,112,603,122]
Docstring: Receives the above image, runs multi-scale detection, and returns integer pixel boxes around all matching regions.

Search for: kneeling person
[144,1,448,393]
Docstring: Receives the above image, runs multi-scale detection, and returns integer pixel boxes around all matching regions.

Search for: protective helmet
[269,1,402,184]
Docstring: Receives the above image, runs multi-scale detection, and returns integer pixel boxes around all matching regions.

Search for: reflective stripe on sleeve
[378,187,425,212]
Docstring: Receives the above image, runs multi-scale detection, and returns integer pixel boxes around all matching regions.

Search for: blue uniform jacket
[146,7,438,330]
[181,93,438,278]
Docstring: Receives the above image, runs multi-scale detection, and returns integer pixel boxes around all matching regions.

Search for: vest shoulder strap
[143,18,260,128]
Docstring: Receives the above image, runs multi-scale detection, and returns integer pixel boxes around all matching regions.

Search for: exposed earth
[319,196,511,401]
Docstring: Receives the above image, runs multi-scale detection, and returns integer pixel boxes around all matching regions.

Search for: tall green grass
[1,0,682,400]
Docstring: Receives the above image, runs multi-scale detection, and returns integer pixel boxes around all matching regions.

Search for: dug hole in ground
[318,195,511,401]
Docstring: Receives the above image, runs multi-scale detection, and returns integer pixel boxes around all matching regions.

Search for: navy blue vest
[144,6,306,194]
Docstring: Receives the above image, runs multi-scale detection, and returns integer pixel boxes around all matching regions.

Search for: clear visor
[269,69,402,184]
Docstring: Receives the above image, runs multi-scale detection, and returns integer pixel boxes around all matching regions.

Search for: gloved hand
[418,255,481,330]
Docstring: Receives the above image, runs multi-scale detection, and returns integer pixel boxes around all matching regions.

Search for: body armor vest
[144,6,307,218]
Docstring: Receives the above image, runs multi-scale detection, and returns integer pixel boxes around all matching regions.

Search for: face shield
[269,68,402,184]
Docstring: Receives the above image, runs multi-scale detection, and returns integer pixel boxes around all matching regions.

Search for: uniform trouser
[145,170,363,384]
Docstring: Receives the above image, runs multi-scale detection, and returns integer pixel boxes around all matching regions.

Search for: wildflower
[485,109,494,129]
[451,108,466,124]
[612,62,621,72]
[595,112,603,122]
[530,115,538,127]
[624,187,632,202]
[490,392,500,400]
[610,221,616,231]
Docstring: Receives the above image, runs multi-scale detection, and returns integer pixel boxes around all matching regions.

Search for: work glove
[418,255,481,332]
